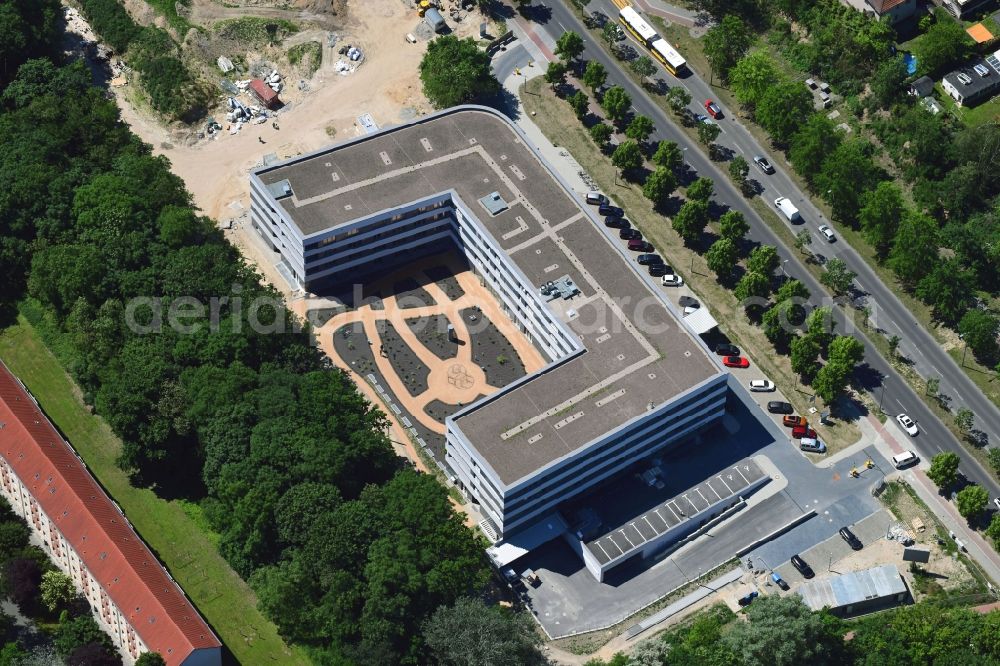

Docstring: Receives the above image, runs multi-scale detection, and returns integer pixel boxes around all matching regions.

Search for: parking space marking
[620,529,636,547]
[643,515,657,533]
[717,474,734,494]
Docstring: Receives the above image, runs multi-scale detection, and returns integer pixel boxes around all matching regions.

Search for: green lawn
[0,317,311,666]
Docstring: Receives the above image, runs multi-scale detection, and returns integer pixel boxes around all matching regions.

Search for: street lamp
[960,333,969,367]
[878,383,887,414]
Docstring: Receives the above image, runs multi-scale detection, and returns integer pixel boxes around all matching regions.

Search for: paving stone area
[404,314,458,361]
[376,320,430,397]
[462,307,527,388]
[425,265,466,301]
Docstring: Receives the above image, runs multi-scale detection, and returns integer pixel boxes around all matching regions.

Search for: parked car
[783,415,808,428]
[648,264,670,277]
[605,216,630,229]
[613,43,637,60]
[767,401,793,414]
[661,273,684,286]
[704,99,723,118]
[628,239,653,252]
[620,228,642,240]
[753,155,775,174]
[723,356,750,368]
[599,203,623,217]
[799,437,826,453]
[896,413,919,436]
[771,571,789,590]
[679,296,699,308]
[737,590,758,607]
[694,114,715,125]
[637,253,662,266]
[792,425,817,439]
[839,527,863,551]
[818,224,836,242]
[715,343,740,357]
[891,450,919,469]
[584,10,609,28]
[586,191,608,205]
[790,554,814,579]
[748,379,775,392]
[522,568,541,587]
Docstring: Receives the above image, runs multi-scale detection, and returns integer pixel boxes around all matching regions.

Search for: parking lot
[515,378,889,638]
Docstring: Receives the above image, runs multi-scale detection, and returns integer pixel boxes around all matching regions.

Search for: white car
[891,450,919,469]
[818,224,836,242]
[661,274,684,287]
[749,379,775,392]
[896,413,919,436]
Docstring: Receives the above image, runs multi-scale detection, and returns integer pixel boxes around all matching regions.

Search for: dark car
[585,10,609,28]
[637,253,662,266]
[737,590,758,607]
[620,228,642,240]
[791,554,814,579]
[840,527,863,551]
[628,239,653,252]
[648,264,671,277]
[715,343,740,357]
[604,216,630,229]
[613,43,637,61]
[767,401,794,414]
[679,296,699,308]
[753,155,775,174]
[599,203,623,217]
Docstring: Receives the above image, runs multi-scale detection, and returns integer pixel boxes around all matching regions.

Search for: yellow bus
[650,38,687,77]
[618,6,657,47]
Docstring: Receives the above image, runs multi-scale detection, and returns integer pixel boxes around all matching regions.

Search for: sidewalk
[633,0,699,28]
[866,413,1000,585]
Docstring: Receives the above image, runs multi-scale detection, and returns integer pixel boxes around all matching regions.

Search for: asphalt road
[525,0,1000,499]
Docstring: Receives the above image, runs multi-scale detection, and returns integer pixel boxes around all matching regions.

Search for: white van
[891,450,918,469]
[774,197,802,223]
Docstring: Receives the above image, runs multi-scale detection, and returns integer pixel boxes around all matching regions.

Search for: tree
[706,238,740,279]
[652,140,684,172]
[756,82,813,142]
[762,301,798,348]
[870,55,909,109]
[958,310,999,365]
[729,51,781,109]
[956,484,989,521]
[626,115,655,143]
[851,602,996,664]
[794,229,812,255]
[422,597,546,666]
[602,86,631,124]
[986,512,1000,549]
[703,15,752,83]
[816,140,884,225]
[583,60,607,91]
[611,140,643,177]
[642,168,676,207]
[915,259,973,326]
[776,279,810,303]
[686,177,714,203]
[135,654,167,666]
[555,31,585,64]
[805,306,836,352]
[673,200,710,245]
[812,360,851,403]
[954,408,975,436]
[544,60,567,89]
[926,377,940,399]
[828,335,865,368]
[927,452,960,489]
[601,22,620,44]
[720,210,749,242]
[747,245,779,276]
[888,211,939,287]
[858,181,906,259]
[791,335,822,380]
[789,114,842,187]
[630,55,656,79]
[734,271,771,301]
[820,258,856,296]
[916,15,974,76]
[698,122,722,146]
[589,122,613,147]
[723,595,843,666]
[568,90,589,119]
[419,36,499,108]
[55,614,113,659]
[888,334,901,358]
[40,571,77,613]
[67,643,119,666]
[729,155,750,185]
[3,558,41,615]
[666,85,692,115]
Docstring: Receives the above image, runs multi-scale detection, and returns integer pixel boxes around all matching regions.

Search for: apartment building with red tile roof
[0,361,221,666]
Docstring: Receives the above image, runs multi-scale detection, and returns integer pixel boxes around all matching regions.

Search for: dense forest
[0,1,488,663]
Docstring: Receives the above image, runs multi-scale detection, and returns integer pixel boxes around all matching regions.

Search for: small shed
[797,564,909,617]
[425,7,447,33]
[249,79,281,109]
[908,75,934,98]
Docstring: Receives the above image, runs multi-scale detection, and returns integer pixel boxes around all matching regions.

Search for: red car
[792,425,817,439]
[722,356,749,368]
[704,99,723,119]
